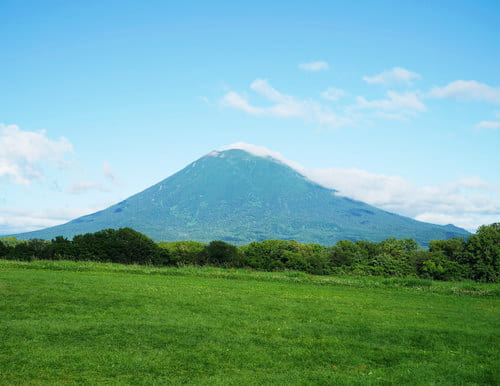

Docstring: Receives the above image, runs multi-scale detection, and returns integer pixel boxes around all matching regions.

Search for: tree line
[1,223,498,282]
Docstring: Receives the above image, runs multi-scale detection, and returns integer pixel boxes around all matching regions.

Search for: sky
[1,0,499,234]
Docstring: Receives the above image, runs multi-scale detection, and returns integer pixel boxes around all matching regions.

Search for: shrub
[329,240,360,267]
[366,253,415,277]
[157,241,205,265]
[51,236,74,260]
[429,238,466,263]
[0,240,9,258]
[463,223,499,282]
[282,250,310,272]
[240,240,299,271]
[7,239,50,261]
[2,224,497,283]
[202,240,241,267]
[72,228,160,265]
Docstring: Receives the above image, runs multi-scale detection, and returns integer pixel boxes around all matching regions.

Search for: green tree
[380,238,418,258]
[8,239,49,261]
[51,236,73,260]
[72,228,160,265]
[0,239,9,258]
[463,223,499,282]
[329,240,361,267]
[203,240,240,267]
[157,241,205,265]
[241,239,306,271]
[429,237,465,263]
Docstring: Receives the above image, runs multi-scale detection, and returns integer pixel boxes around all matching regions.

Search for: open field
[1,259,499,385]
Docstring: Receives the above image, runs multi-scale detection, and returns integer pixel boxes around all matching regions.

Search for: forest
[1,223,498,283]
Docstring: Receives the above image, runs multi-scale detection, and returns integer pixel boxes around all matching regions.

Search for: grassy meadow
[1,259,499,385]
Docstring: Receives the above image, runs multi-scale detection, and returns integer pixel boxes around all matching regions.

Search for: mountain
[14,149,469,245]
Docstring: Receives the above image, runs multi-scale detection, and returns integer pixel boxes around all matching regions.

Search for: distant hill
[13,149,469,245]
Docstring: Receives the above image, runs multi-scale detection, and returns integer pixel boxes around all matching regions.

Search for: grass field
[1,260,499,385]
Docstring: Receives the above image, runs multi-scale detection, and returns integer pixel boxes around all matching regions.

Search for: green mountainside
[14,149,469,245]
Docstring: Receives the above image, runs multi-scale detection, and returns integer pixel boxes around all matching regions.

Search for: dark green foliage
[13,149,470,245]
[419,254,469,281]
[72,228,160,265]
[6,239,51,261]
[354,240,382,260]
[329,240,362,266]
[380,238,419,256]
[463,223,499,282]
[372,253,415,277]
[239,239,330,274]
[241,240,293,271]
[202,240,241,267]
[157,241,205,265]
[0,240,8,257]
[429,237,466,262]
[3,224,499,282]
[295,243,331,274]
[51,236,73,260]
[0,236,24,247]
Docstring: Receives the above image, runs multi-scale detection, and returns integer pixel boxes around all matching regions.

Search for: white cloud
[476,121,500,130]
[321,87,345,101]
[0,207,95,234]
[222,143,500,232]
[251,79,305,117]
[310,171,499,232]
[68,181,110,195]
[251,79,286,103]
[353,91,426,118]
[103,161,122,185]
[221,79,352,129]
[429,80,500,104]
[414,213,500,232]
[0,124,73,186]
[363,67,421,85]
[221,91,265,116]
[299,61,329,71]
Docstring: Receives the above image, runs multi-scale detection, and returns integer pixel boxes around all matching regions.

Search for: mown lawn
[0,260,499,385]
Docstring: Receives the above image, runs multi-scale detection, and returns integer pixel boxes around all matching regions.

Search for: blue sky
[1,0,499,234]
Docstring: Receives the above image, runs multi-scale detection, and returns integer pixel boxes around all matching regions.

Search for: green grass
[1,260,499,385]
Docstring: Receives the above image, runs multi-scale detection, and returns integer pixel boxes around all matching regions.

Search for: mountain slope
[14,149,469,245]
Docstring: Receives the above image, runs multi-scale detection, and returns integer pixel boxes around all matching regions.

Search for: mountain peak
[12,144,469,245]
[219,142,305,172]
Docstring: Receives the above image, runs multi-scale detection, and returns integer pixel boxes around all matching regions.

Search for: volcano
[14,148,469,245]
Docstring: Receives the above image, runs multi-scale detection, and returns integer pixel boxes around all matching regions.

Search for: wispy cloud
[0,207,96,234]
[0,203,122,234]
[476,121,500,130]
[429,80,500,104]
[221,79,352,129]
[363,67,421,85]
[299,61,329,71]
[352,91,426,119]
[220,71,499,128]
[221,92,264,115]
[67,181,110,195]
[0,124,73,186]
[321,87,345,101]
[103,161,122,185]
